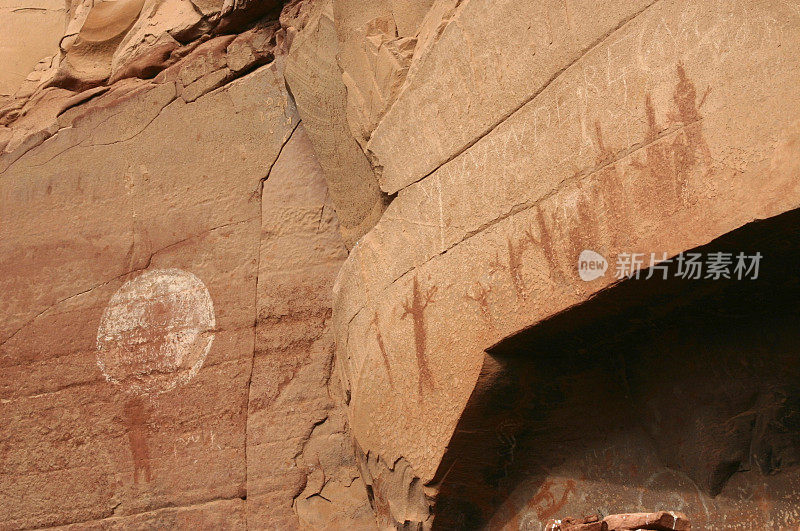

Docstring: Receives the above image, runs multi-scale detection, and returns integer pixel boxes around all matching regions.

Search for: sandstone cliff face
[2,0,800,529]
[0,3,372,526]
[0,0,65,99]
[327,0,800,528]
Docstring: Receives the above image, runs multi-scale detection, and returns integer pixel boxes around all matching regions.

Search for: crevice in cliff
[243,117,301,528]
[88,91,177,147]
[431,207,800,528]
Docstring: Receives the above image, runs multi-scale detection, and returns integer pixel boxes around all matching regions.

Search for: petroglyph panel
[339,0,800,325]
[335,0,800,492]
[369,0,795,194]
[492,469,800,530]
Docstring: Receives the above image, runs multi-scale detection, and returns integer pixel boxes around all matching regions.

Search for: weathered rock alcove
[432,209,800,529]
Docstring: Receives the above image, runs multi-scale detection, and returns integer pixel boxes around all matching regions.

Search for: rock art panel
[3,0,800,527]
[334,0,800,525]
[0,63,297,528]
[367,0,656,193]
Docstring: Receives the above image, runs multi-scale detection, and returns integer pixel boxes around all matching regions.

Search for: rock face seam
[369,0,662,196]
[243,117,302,516]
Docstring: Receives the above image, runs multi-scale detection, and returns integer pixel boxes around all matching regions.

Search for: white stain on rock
[96,268,215,395]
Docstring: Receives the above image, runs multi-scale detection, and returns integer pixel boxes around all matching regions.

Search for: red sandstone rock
[602,511,690,531]
[547,512,690,531]
[3,0,800,529]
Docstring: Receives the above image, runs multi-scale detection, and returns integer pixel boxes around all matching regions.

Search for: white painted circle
[96,268,215,395]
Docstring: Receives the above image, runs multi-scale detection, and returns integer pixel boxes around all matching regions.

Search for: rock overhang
[332,0,800,525]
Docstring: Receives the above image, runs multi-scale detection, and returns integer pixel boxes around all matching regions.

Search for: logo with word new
[578,250,608,281]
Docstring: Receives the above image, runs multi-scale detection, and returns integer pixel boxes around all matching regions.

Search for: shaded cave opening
[431,208,800,529]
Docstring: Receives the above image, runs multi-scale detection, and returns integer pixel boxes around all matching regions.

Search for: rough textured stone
[0,55,371,528]
[332,0,431,148]
[602,511,690,530]
[52,498,247,529]
[0,0,283,115]
[0,0,65,97]
[545,512,690,531]
[0,68,282,527]
[4,0,800,528]
[247,123,373,528]
[333,0,800,526]
[285,0,388,247]
[366,0,657,194]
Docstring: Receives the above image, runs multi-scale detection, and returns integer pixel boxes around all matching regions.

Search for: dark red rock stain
[371,312,394,388]
[570,62,713,265]
[490,209,568,299]
[465,281,493,323]
[400,275,437,394]
[528,478,576,521]
[489,235,532,300]
[564,184,601,283]
[123,397,152,484]
[671,62,713,179]
[532,204,560,278]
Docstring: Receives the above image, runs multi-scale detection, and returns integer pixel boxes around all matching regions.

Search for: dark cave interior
[432,208,800,529]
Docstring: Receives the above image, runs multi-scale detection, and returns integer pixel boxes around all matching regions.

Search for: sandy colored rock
[55,0,148,88]
[52,498,247,529]
[227,22,279,73]
[602,511,690,530]
[285,0,388,247]
[366,0,657,194]
[1,27,288,170]
[247,122,373,528]
[1,0,280,105]
[546,512,690,531]
[3,0,800,528]
[0,63,300,528]
[332,0,431,147]
[0,0,65,97]
[333,0,800,526]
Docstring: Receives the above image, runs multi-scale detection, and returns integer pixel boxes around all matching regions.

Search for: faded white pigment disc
[96,268,215,395]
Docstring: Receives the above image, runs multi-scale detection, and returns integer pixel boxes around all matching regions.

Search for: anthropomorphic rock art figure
[97,268,215,483]
[400,275,436,394]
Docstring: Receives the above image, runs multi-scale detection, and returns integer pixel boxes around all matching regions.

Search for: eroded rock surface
[3,0,800,528]
[0,0,65,98]
[332,0,800,527]
[0,5,371,526]
[285,0,388,247]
